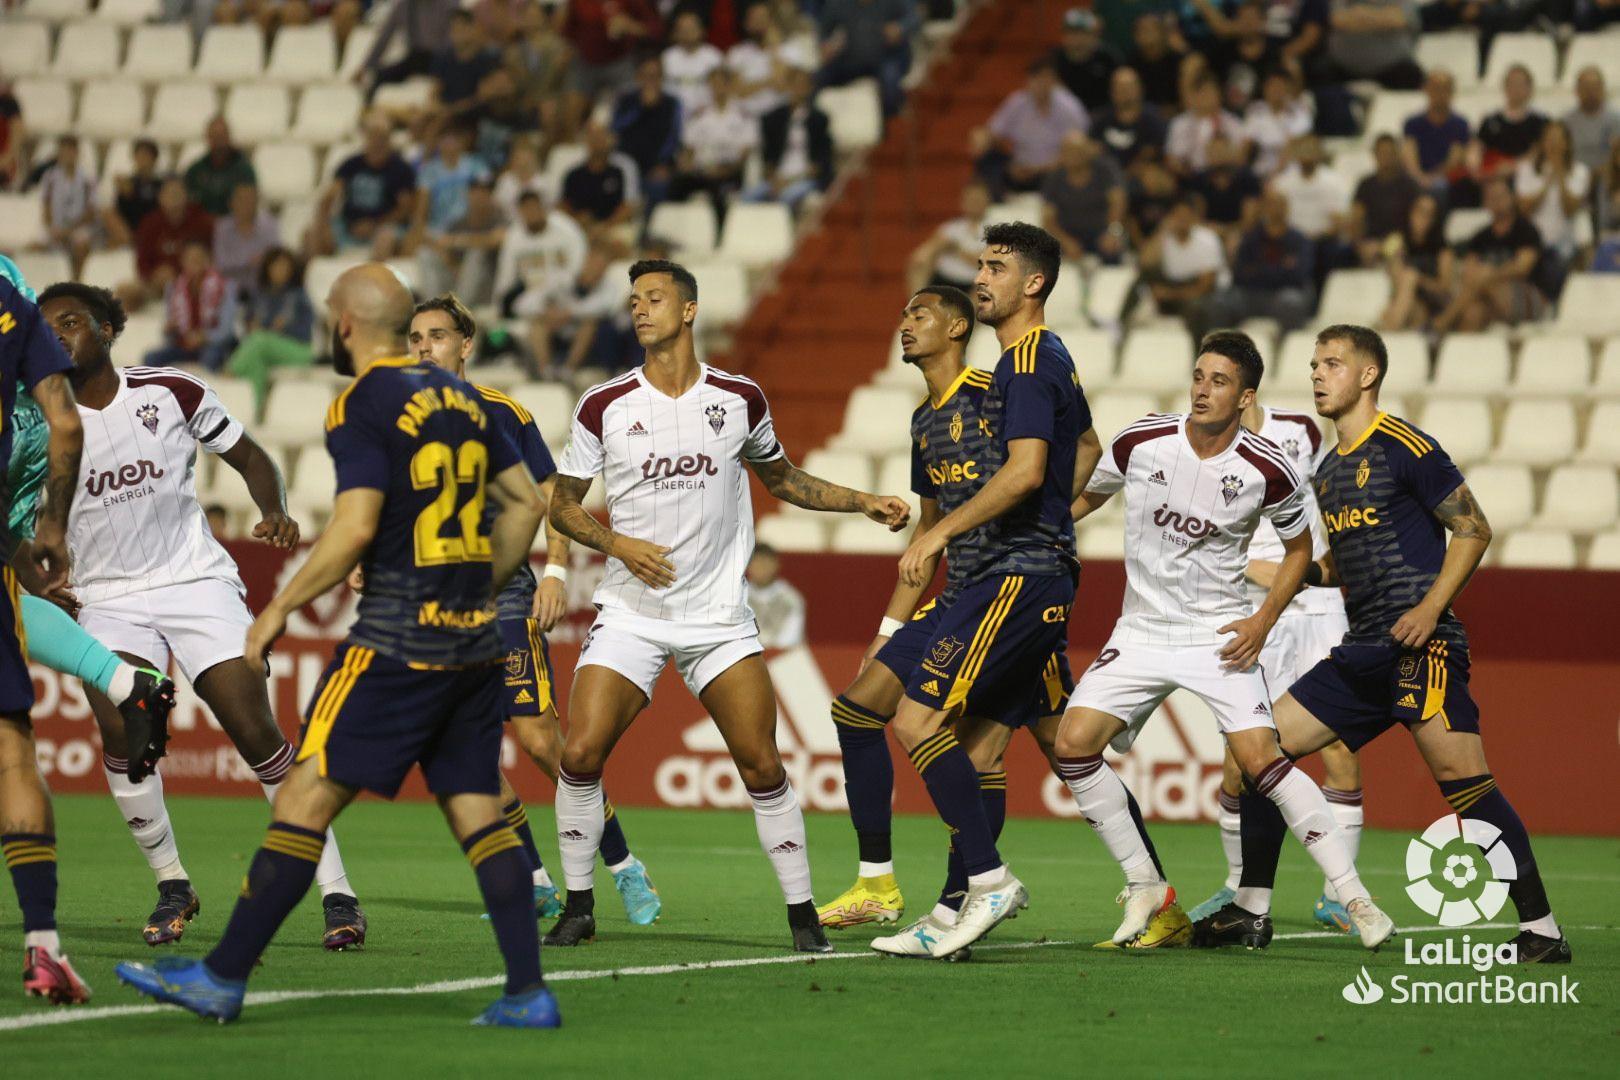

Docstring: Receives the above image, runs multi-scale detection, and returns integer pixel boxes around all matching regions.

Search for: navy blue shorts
[877,572,1076,729]
[1288,638,1480,753]
[295,641,505,798]
[498,616,554,717]
[0,567,31,717]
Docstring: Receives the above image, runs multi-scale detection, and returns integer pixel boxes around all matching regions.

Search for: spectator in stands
[564,0,661,131]
[1126,13,1187,111]
[204,503,230,538]
[1272,133,1351,279]
[39,135,98,279]
[505,0,573,148]
[430,9,504,124]
[561,118,642,257]
[815,0,916,118]
[1378,191,1452,330]
[1051,8,1119,114]
[495,189,588,375]
[145,240,237,370]
[411,124,492,250]
[1243,66,1312,179]
[0,80,23,191]
[184,118,257,219]
[1041,131,1129,264]
[744,65,833,213]
[746,543,805,649]
[1604,139,1620,235]
[212,182,279,296]
[973,58,1089,197]
[612,54,682,209]
[111,138,164,245]
[1126,156,1183,248]
[131,177,215,309]
[1213,1,1280,113]
[1269,0,1331,72]
[554,244,638,379]
[475,0,529,45]
[1211,187,1315,330]
[358,0,460,93]
[1565,67,1620,179]
[1140,195,1226,338]
[226,246,315,411]
[671,66,757,228]
[1316,0,1422,89]
[1472,64,1548,184]
[1166,76,1244,177]
[664,9,725,119]
[908,178,991,292]
[729,3,785,118]
[1434,176,1542,332]
[494,137,548,219]
[1402,68,1471,199]
[1190,132,1260,252]
[1516,121,1589,301]
[312,112,418,258]
[1092,66,1167,173]
[418,176,507,304]
[1351,133,1420,265]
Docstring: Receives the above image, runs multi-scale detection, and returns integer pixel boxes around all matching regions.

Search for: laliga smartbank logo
[1403,815,1516,926]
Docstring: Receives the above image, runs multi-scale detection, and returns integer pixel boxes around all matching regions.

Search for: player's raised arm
[898,435,1045,587]
[1392,480,1491,649]
[217,432,300,550]
[748,454,910,530]
[548,473,676,590]
[486,462,546,594]
[27,370,82,590]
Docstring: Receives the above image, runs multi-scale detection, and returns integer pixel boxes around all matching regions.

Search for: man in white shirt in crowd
[1167,77,1247,178]
[1141,196,1227,338]
[907,179,993,292]
[745,543,806,649]
[663,9,724,120]
[495,190,588,375]
[971,57,1089,197]
[40,135,99,279]
[742,66,833,214]
[670,66,758,228]
[1272,134,1352,282]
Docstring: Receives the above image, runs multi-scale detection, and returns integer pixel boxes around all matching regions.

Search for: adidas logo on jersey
[1252,702,1269,715]
[514,689,535,705]
[1149,470,1167,485]
[627,420,650,437]
[920,679,942,697]
[1397,692,1418,708]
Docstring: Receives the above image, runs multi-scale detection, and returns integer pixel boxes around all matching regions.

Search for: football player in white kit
[547,260,911,952]
[1186,402,1363,933]
[1053,330,1394,951]
[36,283,365,950]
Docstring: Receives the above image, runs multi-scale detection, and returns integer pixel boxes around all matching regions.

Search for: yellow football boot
[1092,891,1193,949]
[816,874,905,928]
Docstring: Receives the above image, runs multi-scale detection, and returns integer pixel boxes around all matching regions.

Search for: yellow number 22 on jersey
[410,440,491,566]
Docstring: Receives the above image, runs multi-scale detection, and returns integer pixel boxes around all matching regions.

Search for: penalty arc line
[0,922,1608,1032]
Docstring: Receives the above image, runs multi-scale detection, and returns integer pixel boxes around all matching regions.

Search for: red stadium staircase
[727,1,1067,459]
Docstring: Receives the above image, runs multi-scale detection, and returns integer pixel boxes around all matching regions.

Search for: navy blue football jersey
[910,366,1003,600]
[0,275,72,478]
[325,359,522,666]
[471,384,556,621]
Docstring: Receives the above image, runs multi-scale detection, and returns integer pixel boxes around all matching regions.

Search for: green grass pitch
[2,795,1614,1077]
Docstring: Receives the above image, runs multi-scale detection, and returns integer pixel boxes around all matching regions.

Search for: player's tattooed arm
[30,372,83,590]
[218,432,300,549]
[549,474,676,589]
[1393,483,1492,649]
[750,456,911,529]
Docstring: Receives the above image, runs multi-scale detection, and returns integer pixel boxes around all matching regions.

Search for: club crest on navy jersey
[137,402,160,435]
[1220,473,1243,506]
[705,402,726,433]
[928,636,966,668]
[1356,458,1371,488]
[949,410,963,442]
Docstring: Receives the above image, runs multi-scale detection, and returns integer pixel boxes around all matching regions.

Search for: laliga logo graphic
[1341,966,1384,1005]
[1404,815,1517,926]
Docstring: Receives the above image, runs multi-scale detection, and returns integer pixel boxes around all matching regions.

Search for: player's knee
[736,757,785,793]
[514,716,562,777]
[1053,713,1108,759]
[560,739,607,777]
[890,709,940,749]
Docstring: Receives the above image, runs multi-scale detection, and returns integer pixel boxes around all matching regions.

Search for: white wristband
[543,564,568,583]
[878,616,905,637]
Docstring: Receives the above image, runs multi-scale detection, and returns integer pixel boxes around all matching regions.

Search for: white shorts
[1259,606,1351,691]
[78,578,253,684]
[577,606,763,699]
[1068,638,1278,751]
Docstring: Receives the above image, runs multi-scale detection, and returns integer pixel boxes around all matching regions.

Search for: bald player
[116,265,560,1027]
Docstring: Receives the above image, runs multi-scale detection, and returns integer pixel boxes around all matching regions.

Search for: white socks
[748,777,813,904]
[253,745,353,898]
[1321,787,1364,904]
[1218,788,1243,893]
[1058,755,1161,885]
[859,860,894,878]
[103,755,186,883]
[555,769,605,892]
[24,929,62,958]
[105,663,137,706]
[1253,758,1368,906]
[930,902,959,926]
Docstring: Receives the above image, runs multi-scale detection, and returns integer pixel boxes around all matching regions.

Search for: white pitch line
[1,922,1609,1032]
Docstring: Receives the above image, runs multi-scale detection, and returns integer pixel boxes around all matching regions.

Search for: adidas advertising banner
[23,544,1620,836]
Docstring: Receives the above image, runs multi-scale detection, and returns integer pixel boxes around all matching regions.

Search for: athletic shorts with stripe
[0,567,31,716]
[295,641,505,798]
[1287,639,1480,753]
[498,616,554,717]
[895,572,1076,727]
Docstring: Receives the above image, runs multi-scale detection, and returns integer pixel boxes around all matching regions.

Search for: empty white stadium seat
[117,311,164,362]
[874,452,911,501]
[291,83,364,146]
[195,24,264,82]
[76,79,147,142]
[1496,530,1577,569]
[1058,326,1114,389]
[77,250,134,295]
[754,514,828,553]
[648,199,718,256]
[1086,265,1135,325]
[830,517,906,554]
[146,83,217,144]
[1465,463,1534,531]
[253,142,319,204]
[276,198,319,254]
[983,193,1042,229]
[1556,275,1620,337]
[21,0,91,23]
[819,79,882,152]
[1418,398,1493,464]
[203,444,290,512]
[1536,464,1620,532]
[123,24,194,82]
[683,260,749,324]
[1482,32,1558,89]
[1493,399,1576,467]
[371,76,435,114]
[50,21,122,79]
[965,326,1002,371]
[265,24,339,84]
[1042,261,1085,323]
[1359,90,1425,141]
[1577,401,1620,465]
[0,22,53,77]
[224,84,291,146]
[260,380,333,449]
[1596,339,1620,397]
[1587,530,1620,570]
[1088,390,1162,442]
[1561,34,1620,90]
[288,446,337,507]
[1415,33,1479,87]
[831,386,919,453]
[1114,328,1194,394]
[9,251,70,291]
[1318,269,1390,325]
[94,0,162,25]
[0,194,47,250]
[337,25,379,82]
[719,202,794,268]
[209,375,260,428]
[800,449,873,494]
[1511,336,1590,396]
[13,78,76,137]
[1077,522,1126,559]
[1431,332,1511,395]
[506,381,576,448]
[1444,206,1490,246]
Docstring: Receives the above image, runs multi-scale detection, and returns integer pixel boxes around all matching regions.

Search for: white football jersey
[558,365,784,624]
[1086,413,1308,647]
[69,367,245,605]
[1248,406,1345,616]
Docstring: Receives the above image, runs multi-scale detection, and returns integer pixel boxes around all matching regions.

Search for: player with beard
[36,282,367,951]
